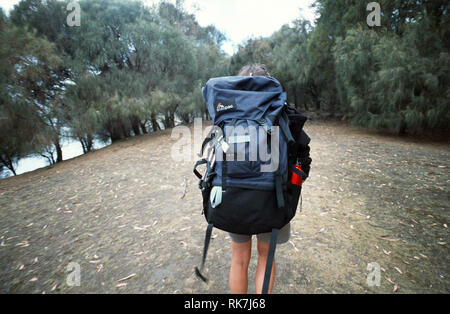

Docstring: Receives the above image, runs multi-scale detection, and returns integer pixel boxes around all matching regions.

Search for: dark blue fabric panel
[202,76,286,125]
[203,76,288,190]
[211,119,288,190]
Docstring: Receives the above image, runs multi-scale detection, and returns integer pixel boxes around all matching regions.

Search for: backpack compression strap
[193,159,208,180]
[290,164,308,181]
[274,111,295,209]
[262,228,278,294]
[195,223,214,283]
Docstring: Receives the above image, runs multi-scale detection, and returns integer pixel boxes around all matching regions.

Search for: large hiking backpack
[193,76,311,293]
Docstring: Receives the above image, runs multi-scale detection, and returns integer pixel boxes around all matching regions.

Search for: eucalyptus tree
[0,16,62,174]
[327,0,449,133]
[9,0,80,162]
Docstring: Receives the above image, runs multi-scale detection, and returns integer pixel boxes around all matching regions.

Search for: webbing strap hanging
[195,223,214,283]
[193,159,208,179]
[200,126,221,157]
[256,118,272,134]
[200,136,214,157]
[279,112,295,145]
[221,151,227,189]
[262,228,278,294]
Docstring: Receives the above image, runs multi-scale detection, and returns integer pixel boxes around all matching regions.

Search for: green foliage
[270,20,317,109]
[227,0,449,134]
[2,0,226,165]
[332,3,449,134]
[0,18,63,174]
[1,0,448,175]
[229,38,273,75]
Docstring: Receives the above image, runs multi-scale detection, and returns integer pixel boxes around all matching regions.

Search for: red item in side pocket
[289,164,303,186]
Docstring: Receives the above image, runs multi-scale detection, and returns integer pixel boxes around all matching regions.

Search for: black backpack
[193,76,312,293]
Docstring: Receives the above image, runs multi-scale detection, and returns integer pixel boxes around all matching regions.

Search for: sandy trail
[0,121,448,293]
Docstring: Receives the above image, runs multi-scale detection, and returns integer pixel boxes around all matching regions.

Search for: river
[1,136,111,179]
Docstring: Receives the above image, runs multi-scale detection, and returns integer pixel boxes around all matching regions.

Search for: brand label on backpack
[215,98,236,114]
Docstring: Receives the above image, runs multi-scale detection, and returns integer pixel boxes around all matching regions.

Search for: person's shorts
[228,223,290,244]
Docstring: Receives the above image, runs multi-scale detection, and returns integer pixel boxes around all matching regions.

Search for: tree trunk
[110,134,121,143]
[106,119,122,143]
[140,121,148,134]
[109,124,123,143]
[0,155,17,176]
[86,134,93,152]
[79,138,87,154]
[8,163,17,176]
[120,121,131,138]
[315,98,321,111]
[151,114,160,132]
[79,134,94,154]
[309,83,320,111]
[130,116,141,136]
[294,90,298,109]
[164,111,170,129]
[170,108,177,128]
[55,141,63,163]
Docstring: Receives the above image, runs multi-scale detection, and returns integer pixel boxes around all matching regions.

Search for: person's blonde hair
[237,64,270,77]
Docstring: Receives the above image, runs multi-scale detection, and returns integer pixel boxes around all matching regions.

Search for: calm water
[2,116,174,179]
[1,136,110,179]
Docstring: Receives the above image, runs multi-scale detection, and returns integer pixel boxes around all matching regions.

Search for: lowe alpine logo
[215,98,236,113]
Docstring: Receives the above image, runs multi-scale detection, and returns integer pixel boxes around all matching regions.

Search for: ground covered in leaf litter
[0,120,448,294]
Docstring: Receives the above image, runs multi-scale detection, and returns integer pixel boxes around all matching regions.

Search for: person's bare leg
[229,239,252,294]
[255,240,275,294]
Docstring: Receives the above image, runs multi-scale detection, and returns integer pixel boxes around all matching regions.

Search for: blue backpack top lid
[201,76,291,191]
[202,76,287,124]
